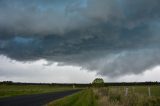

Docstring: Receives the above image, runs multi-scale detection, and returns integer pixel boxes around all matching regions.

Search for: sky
[0,0,160,83]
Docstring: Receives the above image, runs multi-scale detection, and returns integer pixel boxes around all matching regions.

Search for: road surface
[0,89,81,106]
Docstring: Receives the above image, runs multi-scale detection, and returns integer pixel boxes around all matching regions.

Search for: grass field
[0,84,73,98]
[1,84,160,106]
[108,86,160,96]
[95,86,160,106]
[47,89,97,106]
[47,86,160,106]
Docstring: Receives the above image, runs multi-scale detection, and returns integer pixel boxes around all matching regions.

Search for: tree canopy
[92,78,104,87]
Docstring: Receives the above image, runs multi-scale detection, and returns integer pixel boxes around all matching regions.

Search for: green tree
[92,78,104,87]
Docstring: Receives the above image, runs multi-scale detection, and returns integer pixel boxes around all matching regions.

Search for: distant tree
[92,78,104,87]
[0,81,13,85]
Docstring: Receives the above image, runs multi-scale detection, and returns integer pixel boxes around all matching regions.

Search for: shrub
[92,78,104,87]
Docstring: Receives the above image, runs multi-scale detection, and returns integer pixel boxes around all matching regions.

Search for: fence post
[125,87,128,96]
[148,87,151,96]
[132,87,135,92]
[73,84,75,89]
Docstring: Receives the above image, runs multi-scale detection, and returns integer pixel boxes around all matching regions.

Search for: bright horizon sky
[0,55,159,83]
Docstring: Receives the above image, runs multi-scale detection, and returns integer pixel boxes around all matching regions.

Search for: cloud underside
[0,0,160,77]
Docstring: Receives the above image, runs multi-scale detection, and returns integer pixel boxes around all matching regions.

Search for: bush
[92,78,104,87]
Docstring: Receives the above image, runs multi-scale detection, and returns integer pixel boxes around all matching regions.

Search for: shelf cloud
[0,0,160,77]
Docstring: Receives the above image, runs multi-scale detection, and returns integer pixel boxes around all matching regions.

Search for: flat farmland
[0,84,73,98]
[0,84,160,106]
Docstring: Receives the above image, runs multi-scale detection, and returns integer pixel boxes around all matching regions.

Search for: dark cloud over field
[0,0,160,77]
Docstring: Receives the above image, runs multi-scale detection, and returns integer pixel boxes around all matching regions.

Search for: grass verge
[47,89,97,106]
[94,86,160,106]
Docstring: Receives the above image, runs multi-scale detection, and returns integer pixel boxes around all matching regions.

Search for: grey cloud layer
[0,0,160,77]
[1,0,159,35]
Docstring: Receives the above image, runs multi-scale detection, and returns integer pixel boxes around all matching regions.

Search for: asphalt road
[0,89,81,106]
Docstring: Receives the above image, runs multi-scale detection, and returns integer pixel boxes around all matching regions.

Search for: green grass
[134,86,160,96]
[108,86,160,96]
[47,89,97,106]
[47,86,160,106]
[95,86,160,106]
[1,85,160,106]
[0,84,73,98]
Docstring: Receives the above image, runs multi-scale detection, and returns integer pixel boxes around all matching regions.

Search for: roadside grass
[47,89,97,106]
[134,86,160,96]
[108,86,160,96]
[1,84,159,106]
[94,86,160,106]
[0,84,74,98]
[47,86,160,106]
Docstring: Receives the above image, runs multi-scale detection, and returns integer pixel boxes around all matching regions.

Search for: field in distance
[47,86,160,106]
[0,84,75,98]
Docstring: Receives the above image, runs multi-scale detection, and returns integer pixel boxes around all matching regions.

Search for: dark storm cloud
[0,0,160,77]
